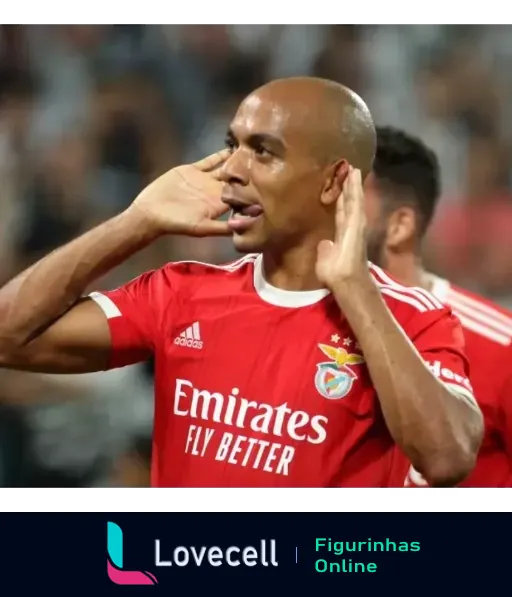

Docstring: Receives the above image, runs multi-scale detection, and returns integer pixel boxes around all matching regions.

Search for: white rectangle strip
[384,487,489,504]
[89,292,122,319]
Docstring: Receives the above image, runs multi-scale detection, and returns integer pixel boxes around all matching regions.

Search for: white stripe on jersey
[451,309,512,347]
[89,292,122,319]
[447,287,512,327]
[446,291,512,337]
[444,382,479,410]
[369,263,444,313]
[88,256,258,320]
[173,253,258,272]
[114,255,257,290]
[379,286,431,313]
[430,275,512,346]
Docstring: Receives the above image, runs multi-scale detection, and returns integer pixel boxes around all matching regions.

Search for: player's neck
[384,253,429,290]
[262,245,324,292]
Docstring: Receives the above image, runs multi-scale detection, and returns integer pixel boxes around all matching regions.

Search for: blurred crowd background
[1,24,511,487]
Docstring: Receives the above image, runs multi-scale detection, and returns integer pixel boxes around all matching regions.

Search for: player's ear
[386,206,417,250]
[320,159,349,206]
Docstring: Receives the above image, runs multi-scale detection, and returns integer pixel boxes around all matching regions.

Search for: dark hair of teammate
[364,126,441,265]
[372,125,441,237]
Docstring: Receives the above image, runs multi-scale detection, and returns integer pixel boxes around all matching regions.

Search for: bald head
[221,77,376,253]
[248,77,376,177]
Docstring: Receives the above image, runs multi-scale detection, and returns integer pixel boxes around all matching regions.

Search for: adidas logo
[174,322,203,350]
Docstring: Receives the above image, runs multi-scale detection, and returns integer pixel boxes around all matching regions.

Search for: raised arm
[316,167,484,487]
[0,151,230,374]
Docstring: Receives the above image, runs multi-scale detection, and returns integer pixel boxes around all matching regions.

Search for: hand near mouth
[129,149,232,238]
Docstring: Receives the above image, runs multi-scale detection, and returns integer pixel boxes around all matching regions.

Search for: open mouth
[230,202,264,219]
[223,198,264,233]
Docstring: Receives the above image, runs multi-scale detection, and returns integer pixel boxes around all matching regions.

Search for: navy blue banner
[0,512,509,594]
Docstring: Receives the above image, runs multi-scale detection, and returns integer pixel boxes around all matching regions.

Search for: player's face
[363,173,389,267]
[220,93,330,253]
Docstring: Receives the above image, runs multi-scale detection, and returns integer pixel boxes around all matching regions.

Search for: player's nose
[218,148,250,187]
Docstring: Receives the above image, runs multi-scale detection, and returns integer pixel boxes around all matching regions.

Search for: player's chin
[231,230,267,253]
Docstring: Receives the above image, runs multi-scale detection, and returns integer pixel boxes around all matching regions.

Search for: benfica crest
[314,343,365,400]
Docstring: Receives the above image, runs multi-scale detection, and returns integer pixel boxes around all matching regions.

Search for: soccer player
[0,77,483,487]
[365,125,512,487]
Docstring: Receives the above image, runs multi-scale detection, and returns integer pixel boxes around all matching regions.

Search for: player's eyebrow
[225,127,286,156]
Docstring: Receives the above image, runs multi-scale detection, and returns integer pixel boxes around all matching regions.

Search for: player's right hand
[128,149,231,237]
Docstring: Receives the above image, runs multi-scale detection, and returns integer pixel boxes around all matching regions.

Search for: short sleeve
[407,308,477,409]
[89,267,174,370]
[397,310,476,489]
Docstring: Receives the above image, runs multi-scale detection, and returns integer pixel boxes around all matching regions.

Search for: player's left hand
[315,166,372,291]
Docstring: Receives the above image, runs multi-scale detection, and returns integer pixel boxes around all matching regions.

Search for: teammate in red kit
[0,78,483,487]
[365,125,512,487]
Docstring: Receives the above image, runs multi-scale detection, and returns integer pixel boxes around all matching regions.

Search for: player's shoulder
[161,253,259,285]
[431,276,512,349]
[368,262,446,317]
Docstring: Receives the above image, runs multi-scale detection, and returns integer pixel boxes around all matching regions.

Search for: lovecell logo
[107,522,158,585]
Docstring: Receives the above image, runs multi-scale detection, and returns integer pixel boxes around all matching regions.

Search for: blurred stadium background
[0,24,511,487]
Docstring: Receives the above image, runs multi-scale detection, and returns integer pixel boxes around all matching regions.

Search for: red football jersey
[404,277,512,487]
[89,254,474,488]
